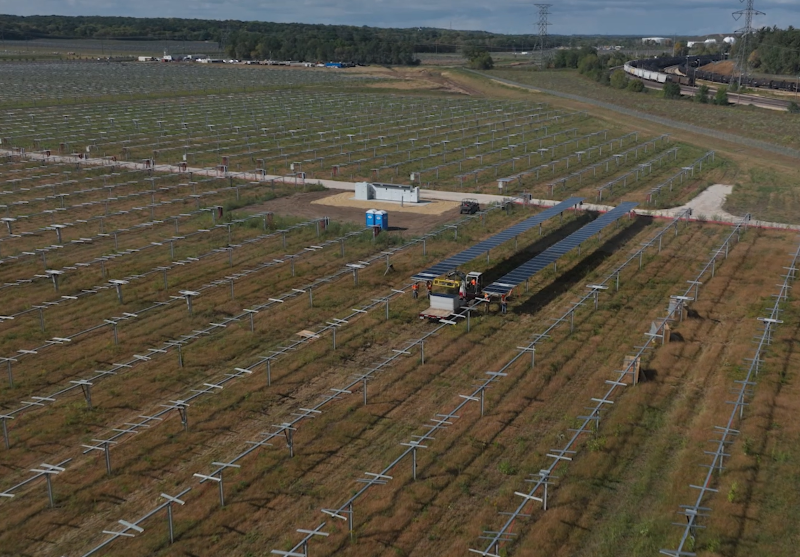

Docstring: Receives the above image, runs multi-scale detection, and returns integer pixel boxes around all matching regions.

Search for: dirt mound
[699,60,736,75]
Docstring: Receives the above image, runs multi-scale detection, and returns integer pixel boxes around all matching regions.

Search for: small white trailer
[419,293,465,320]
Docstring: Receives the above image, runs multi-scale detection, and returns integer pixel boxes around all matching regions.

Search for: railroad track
[637,77,791,111]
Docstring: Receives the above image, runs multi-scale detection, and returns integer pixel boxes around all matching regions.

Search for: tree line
[552,47,643,91]
[0,15,656,65]
[744,26,800,76]
[223,27,418,65]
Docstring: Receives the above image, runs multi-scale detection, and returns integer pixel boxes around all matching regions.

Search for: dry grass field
[0,57,797,557]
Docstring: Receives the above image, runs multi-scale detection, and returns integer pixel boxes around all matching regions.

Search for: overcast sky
[2,0,797,36]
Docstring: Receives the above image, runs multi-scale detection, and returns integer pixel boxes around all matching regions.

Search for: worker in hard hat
[501,293,508,314]
[459,280,466,301]
[412,282,419,299]
[426,280,433,300]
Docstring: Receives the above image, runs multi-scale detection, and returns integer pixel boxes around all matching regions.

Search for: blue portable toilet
[366,209,376,227]
[376,210,389,230]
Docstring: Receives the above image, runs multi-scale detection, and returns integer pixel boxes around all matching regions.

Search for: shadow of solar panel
[412,197,584,282]
[483,202,639,294]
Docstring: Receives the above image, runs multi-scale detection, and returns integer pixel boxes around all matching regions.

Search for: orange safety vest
[412,283,418,291]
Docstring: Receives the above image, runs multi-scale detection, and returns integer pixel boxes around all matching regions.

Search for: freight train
[624,54,800,92]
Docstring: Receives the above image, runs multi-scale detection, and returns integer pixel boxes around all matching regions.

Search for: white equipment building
[355,182,420,203]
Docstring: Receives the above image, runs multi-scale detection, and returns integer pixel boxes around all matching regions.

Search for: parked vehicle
[460,199,480,214]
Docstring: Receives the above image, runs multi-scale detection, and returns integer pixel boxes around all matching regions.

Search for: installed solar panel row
[411,197,584,282]
[483,201,639,295]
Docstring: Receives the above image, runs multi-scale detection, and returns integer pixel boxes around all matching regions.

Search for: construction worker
[459,281,466,301]
[412,282,419,299]
[501,293,508,314]
[426,280,433,300]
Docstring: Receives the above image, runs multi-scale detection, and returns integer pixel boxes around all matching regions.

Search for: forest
[745,26,800,75]
[0,15,623,64]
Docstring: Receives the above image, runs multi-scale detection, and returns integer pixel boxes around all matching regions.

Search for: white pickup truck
[419,293,466,320]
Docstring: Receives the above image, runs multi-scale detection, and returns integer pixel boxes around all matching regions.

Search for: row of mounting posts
[660,217,777,557]
[71,379,93,409]
[32,462,67,508]
[517,345,536,369]
[292,288,313,307]
[82,439,114,475]
[245,308,257,331]
[160,400,189,431]
[193,461,239,508]
[328,317,349,352]
[2,358,16,388]
[161,491,188,544]
[460,389,486,417]
[399,440,428,480]
[264,359,272,385]
[0,414,12,449]
[347,263,364,285]
[179,290,199,316]
[110,279,127,303]
[46,269,63,292]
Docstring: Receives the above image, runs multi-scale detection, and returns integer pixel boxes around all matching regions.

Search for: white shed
[355,182,420,203]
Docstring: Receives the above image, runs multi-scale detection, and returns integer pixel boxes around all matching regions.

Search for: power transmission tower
[534,4,552,69]
[732,0,765,88]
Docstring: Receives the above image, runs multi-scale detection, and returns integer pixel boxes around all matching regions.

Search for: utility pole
[732,0,765,90]
[534,4,552,69]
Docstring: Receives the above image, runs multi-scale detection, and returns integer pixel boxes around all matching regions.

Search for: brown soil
[247,190,462,235]
[2,70,800,557]
[364,68,483,97]
[699,60,737,75]
[311,192,459,216]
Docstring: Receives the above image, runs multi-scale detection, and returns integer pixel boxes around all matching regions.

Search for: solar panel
[483,202,639,295]
[412,197,584,282]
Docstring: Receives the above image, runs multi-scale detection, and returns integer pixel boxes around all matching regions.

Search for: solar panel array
[483,201,639,295]
[411,197,584,282]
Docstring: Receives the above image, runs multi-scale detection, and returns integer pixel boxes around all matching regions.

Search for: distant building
[723,36,736,44]
[688,38,720,49]
[642,37,672,45]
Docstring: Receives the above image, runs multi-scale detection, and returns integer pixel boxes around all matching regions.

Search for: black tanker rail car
[626,53,800,93]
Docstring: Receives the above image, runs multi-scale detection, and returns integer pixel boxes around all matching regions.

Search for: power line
[733,0,765,87]
[534,3,552,69]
